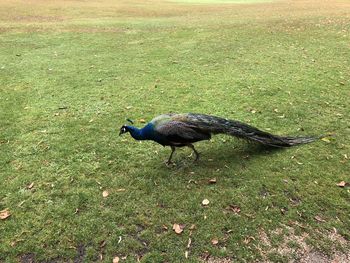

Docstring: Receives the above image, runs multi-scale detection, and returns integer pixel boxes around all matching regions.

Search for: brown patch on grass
[19,253,35,263]
[0,0,349,33]
[202,257,233,263]
[299,251,350,263]
[258,226,350,262]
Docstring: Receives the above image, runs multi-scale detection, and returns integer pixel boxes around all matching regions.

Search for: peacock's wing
[155,120,211,144]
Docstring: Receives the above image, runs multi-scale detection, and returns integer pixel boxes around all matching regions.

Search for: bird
[119,113,319,165]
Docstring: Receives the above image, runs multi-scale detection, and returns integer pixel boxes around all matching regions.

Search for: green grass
[1,0,350,262]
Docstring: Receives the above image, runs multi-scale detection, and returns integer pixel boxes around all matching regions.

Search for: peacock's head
[119,119,134,136]
[119,125,130,136]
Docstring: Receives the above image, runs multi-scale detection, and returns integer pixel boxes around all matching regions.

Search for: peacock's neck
[128,126,145,140]
[128,124,155,141]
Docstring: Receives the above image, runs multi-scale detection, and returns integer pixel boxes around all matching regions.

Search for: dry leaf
[211,238,219,245]
[208,178,217,184]
[336,181,347,187]
[173,223,184,234]
[227,204,241,214]
[0,209,10,220]
[202,199,210,206]
[27,182,34,189]
[321,137,331,143]
[100,240,106,248]
[139,119,146,123]
[187,238,192,248]
[202,251,210,261]
[116,188,126,192]
[102,190,109,198]
[314,215,326,223]
[162,224,168,231]
[185,251,189,259]
[189,224,196,230]
[113,256,120,263]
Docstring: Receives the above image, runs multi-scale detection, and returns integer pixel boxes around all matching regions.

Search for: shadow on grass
[152,141,285,172]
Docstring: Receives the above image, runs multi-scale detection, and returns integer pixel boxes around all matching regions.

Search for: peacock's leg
[166,146,176,165]
[188,144,200,161]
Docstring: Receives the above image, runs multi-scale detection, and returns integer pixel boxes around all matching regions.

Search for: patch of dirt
[19,253,35,263]
[204,258,233,263]
[258,226,350,263]
[12,15,64,22]
[1,0,350,32]
[74,243,86,263]
[297,251,350,263]
[201,226,350,262]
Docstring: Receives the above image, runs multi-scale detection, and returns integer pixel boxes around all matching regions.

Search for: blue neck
[127,124,154,141]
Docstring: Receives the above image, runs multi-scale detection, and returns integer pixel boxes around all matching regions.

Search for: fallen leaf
[208,178,217,184]
[189,224,196,230]
[202,251,210,261]
[314,215,326,223]
[100,240,106,248]
[27,182,34,189]
[336,181,349,187]
[187,238,192,248]
[243,236,255,244]
[113,256,120,263]
[321,137,331,143]
[185,251,189,259]
[0,209,11,220]
[211,238,219,245]
[336,181,346,187]
[116,188,126,192]
[173,223,184,234]
[162,224,168,231]
[102,190,109,198]
[202,199,210,206]
[227,204,241,214]
[139,119,146,123]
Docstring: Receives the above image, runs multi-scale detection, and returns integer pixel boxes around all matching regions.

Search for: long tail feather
[186,113,318,148]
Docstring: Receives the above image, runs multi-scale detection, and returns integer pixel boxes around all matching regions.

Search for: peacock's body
[119,113,318,164]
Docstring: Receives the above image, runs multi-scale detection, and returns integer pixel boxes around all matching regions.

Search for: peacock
[119,113,318,165]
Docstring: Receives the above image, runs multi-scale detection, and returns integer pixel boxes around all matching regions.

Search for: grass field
[1,0,350,262]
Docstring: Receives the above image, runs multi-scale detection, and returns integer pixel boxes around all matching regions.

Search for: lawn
[0,0,349,262]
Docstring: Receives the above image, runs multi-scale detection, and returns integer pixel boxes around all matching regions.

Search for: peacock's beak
[119,126,127,136]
